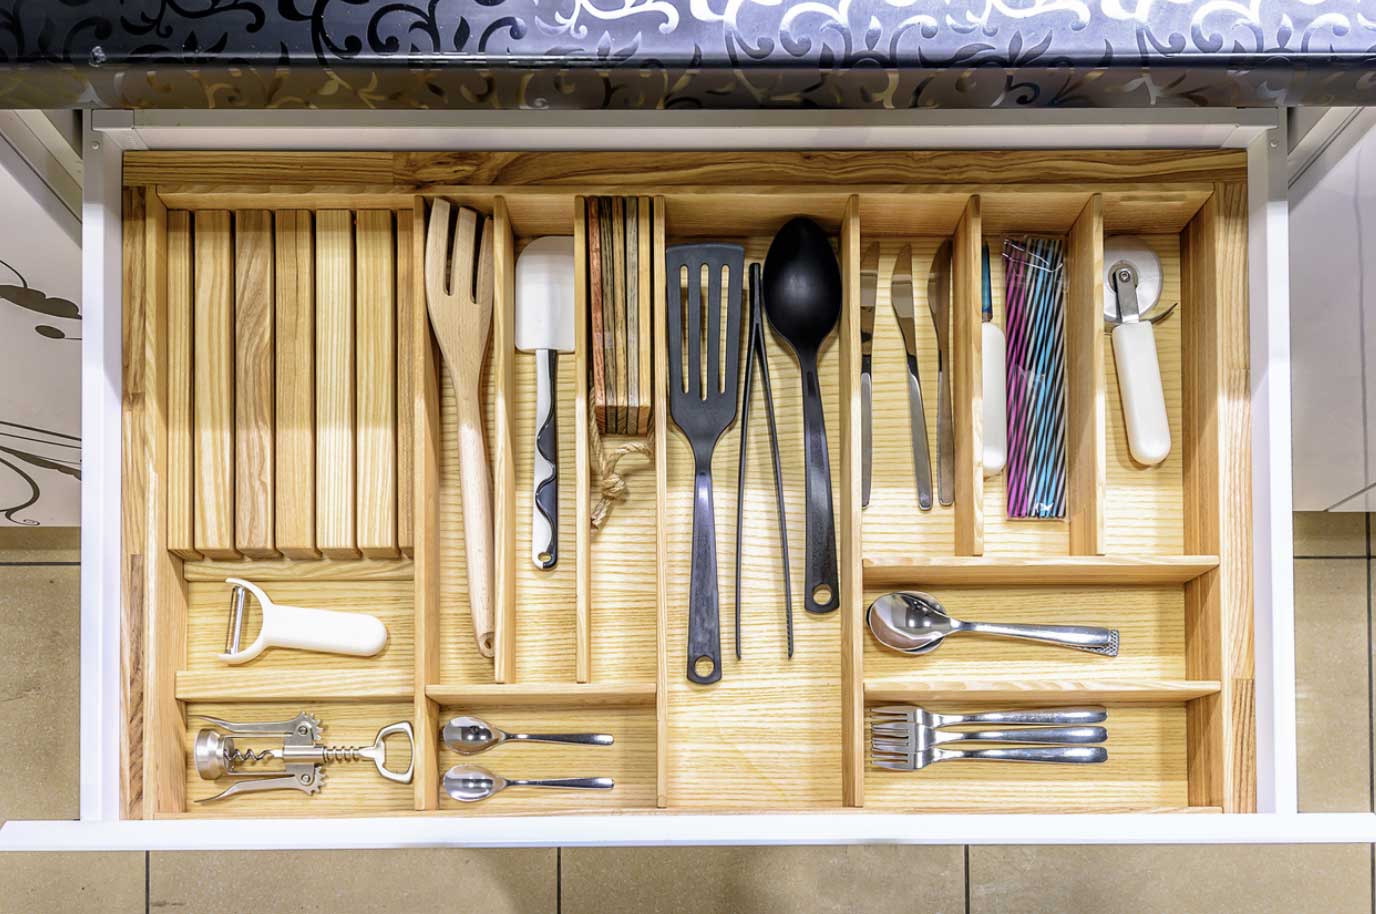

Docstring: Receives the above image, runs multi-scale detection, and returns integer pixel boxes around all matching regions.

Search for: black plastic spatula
[665,243,745,685]
[762,217,841,615]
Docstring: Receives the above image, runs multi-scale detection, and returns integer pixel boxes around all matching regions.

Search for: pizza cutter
[1103,236,1176,467]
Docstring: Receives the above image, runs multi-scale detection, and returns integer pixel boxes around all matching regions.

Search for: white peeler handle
[220,578,388,664]
[1111,321,1171,466]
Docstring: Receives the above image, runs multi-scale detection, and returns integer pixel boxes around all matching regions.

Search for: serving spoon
[442,715,613,755]
[866,591,1119,657]
[443,765,614,803]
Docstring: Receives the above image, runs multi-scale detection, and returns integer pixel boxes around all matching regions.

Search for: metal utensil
[867,591,1119,656]
[871,745,1108,771]
[889,244,934,512]
[665,242,745,684]
[927,240,955,506]
[871,724,1108,769]
[425,200,496,657]
[762,217,842,616]
[870,704,1108,728]
[193,712,414,802]
[735,262,793,659]
[859,243,879,509]
[515,235,576,570]
[443,765,614,802]
[442,715,613,755]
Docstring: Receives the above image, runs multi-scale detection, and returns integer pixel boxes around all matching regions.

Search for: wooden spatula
[425,200,495,658]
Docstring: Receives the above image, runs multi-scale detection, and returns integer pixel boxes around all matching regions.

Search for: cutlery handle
[940,726,1107,745]
[963,621,1118,656]
[861,357,873,508]
[510,732,615,747]
[936,363,954,506]
[531,349,559,570]
[800,358,840,614]
[1112,320,1171,466]
[904,353,934,511]
[982,321,1006,475]
[510,777,616,790]
[943,746,1107,764]
[930,707,1108,727]
[687,458,722,683]
[456,395,495,658]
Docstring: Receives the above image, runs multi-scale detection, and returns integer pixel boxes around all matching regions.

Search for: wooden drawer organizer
[120,151,1253,819]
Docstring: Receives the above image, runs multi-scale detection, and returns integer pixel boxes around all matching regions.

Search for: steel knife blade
[890,244,933,511]
[860,243,879,508]
[927,240,954,507]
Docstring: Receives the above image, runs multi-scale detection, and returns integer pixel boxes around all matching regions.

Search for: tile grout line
[557,846,562,914]
[1293,555,1372,561]
[964,845,971,914]
[145,851,150,914]
[0,561,81,566]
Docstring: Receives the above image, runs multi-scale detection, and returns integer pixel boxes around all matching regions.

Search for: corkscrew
[193,712,414,802]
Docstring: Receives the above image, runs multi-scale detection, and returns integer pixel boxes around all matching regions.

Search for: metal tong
[735,262,793,659]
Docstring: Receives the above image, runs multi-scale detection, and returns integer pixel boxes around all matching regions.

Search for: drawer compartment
[118,151,1253,821]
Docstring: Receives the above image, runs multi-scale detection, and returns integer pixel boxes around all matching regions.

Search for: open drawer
[5,116,1367,847]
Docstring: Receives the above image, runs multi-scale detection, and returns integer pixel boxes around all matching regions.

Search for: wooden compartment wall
[119,151,1254,820]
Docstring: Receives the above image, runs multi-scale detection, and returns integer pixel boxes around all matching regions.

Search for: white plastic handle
[219,578,389,664]
[981,321,1006,475]
[1111,321,1171,466]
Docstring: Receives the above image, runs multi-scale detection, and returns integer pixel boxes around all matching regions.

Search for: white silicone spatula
[515,236,576,570]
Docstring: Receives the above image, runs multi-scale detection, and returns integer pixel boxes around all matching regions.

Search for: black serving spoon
[762,217,841,615]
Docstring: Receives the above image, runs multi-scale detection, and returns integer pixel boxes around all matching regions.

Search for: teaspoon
[443,765,614,803]
[866,591,1119,656]
[442,715,613,755]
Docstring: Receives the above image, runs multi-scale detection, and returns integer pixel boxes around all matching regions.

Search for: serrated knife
[860,243,878,509]
[890,244,934,512]
[928,240,955,507]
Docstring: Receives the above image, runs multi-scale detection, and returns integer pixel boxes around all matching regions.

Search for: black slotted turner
[665,243,745,685]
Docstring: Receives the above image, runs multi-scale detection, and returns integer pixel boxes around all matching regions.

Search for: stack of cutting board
[587,196,653,436]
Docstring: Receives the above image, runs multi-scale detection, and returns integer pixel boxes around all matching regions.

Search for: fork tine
[870,738,911,752]
[425,199,452,303]
[871,759,911,771]
[869,722,911,735]
[450,206,477,301]
[475,215,494,308]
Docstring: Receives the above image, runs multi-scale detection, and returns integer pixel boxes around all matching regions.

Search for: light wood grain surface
[165,209,197,560]
[233,210,276,558]
[355,209,399,558]
[192,210,237,559]
[396,209,416,556]
[315,210,359,558]
[274,210,318,559]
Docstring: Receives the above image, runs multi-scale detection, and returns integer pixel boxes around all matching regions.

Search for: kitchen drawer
[4,110,1369,849]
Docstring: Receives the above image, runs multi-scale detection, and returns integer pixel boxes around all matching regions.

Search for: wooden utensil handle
[456,396,495,657]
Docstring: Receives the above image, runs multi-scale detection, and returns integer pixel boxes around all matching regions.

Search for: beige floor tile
[1293,558,1371,811]
[0,852,145,914]
[0,526,80,563]
[150,848,555,914]
[1293,511,1367,557]
[563,846,965,914]
[0,564,80,822]
[970,844,1371,914]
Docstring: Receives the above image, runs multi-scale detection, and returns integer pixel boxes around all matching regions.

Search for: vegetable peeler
[220,578,388,665]
[193,712,414,802]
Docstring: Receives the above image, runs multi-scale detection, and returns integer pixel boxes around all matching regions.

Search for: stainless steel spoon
[442,715,613,755]
[867,591,1119,656]
[443,765,614,803]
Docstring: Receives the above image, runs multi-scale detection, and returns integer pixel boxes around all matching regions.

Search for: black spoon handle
[800,354,840,614]
[687,457,722,684]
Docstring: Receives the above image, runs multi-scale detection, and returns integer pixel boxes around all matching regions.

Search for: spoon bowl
[443,765,615,803]
[867,591,1120,657]
[441,715,614,755]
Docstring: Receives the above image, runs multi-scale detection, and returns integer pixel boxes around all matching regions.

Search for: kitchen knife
[515,236,577,569]
[890,244,934,512]
[927,240,954,506]
[860,243,879,509]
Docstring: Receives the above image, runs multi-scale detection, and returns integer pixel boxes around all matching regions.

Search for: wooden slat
[315,210,359,558]
[273,210,318,558]
[863,554,1219,587]
[839,195,864,808]
[952,195,983,555]
[863,678,1222,704]
[636,196,653,434]
[574,195,593,683]
[233,210,276,558]
[652,196,669,809]
[1182,182,1256,812]
[156,186,417,211]
[165,210,197,560]
[192,210,237,559]
[396,208,415,555]
[176,668,413,702]
[492,198,518,683]
[120,188,147,818]
[125,152,398,185]
[1067,194,1107,555]
[426,681,657,707]
[356,209,399,558]
[413,197,442,811]
[182,557,412,582]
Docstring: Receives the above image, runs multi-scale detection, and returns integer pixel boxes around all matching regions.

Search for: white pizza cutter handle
[1111,321,1171,466]
[219,578,389,665]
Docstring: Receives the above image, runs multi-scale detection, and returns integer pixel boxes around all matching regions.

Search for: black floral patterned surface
[0,1,1371,109]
